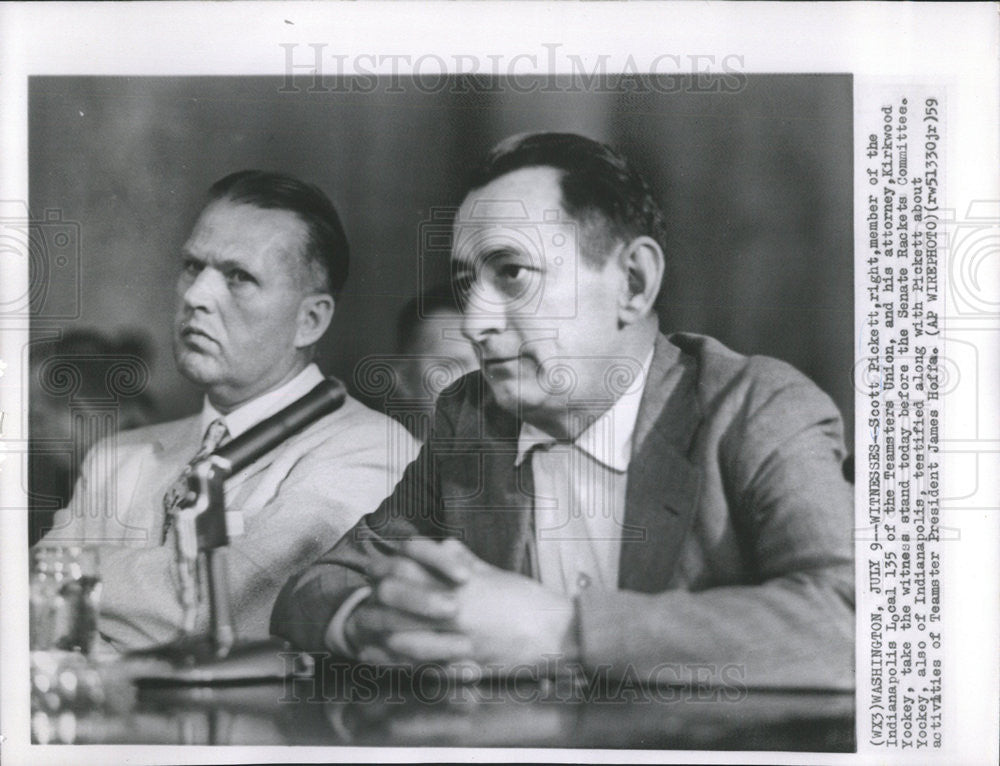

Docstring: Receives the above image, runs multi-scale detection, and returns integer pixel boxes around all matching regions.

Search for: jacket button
[576,572,592,591]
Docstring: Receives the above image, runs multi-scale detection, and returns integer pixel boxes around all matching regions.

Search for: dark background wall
[29,74,853,443]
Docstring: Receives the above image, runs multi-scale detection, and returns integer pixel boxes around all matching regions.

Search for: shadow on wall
[28,329,158,544]
[28,74,853,445]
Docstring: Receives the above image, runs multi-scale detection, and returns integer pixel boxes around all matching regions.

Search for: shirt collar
[201,363,325,440]
[515,348,655,472]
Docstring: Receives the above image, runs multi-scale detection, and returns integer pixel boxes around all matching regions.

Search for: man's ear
[617,236,665,325]
[294,293,335,349]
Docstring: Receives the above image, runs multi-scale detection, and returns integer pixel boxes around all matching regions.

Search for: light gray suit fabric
[43,393,418,652]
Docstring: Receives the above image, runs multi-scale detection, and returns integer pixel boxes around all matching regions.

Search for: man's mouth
[481,355,524,379]
[180,324,216,346]
[482,355,520,368]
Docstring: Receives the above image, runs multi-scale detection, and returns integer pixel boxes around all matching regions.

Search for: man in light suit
[271,134,854,689]
[42,171,418,652]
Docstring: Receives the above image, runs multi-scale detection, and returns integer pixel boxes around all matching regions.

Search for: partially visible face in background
[399,307,478,403]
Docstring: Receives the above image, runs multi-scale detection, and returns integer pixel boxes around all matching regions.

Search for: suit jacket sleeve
[274,349,854,690]
[576,371,854,690]
[270,401,456,653]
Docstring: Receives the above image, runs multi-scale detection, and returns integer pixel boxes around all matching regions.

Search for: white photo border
[1,3,997,765]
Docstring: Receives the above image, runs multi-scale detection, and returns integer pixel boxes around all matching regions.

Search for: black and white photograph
[1,3,997,764]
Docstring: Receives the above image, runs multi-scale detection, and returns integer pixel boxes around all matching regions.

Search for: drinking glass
[30,544,102,654]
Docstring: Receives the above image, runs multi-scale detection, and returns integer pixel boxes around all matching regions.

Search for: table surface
[41,658,856,752]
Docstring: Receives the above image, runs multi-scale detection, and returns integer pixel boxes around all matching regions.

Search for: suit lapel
[442,378,534,574]
[163,415,291,495]
[448,335,705,588]
[225,437,285,494]
[125,416,201,540]
[225,416,336,518]
[145,416,202,492]
[475,432,535,576]
[618,334,703,593]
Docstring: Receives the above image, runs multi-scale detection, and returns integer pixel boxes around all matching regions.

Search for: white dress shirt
[516,349,653,597]
[201,363,325,440]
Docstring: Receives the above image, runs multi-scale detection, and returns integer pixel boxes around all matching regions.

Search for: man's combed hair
[208,170,350,297]
[468,132,668,269]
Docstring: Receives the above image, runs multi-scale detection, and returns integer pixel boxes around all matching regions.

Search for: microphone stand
[125,379,345,684]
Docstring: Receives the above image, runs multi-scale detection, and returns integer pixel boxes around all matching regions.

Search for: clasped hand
[344,538,577,673]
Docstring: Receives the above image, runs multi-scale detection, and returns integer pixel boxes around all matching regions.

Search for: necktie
[513,440,555,579]
[161,418,229,544]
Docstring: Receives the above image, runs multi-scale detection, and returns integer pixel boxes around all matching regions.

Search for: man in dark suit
[272,133,854,689]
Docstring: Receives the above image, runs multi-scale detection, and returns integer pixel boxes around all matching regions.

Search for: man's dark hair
[467,132,668,270]
[208,170,349,297]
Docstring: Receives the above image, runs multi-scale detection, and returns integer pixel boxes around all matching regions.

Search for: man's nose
[461,283,508,343]
[180,268,221,312]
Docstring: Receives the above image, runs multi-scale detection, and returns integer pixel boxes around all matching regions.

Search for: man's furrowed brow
[180,248,205,263]
[214,256,260,275]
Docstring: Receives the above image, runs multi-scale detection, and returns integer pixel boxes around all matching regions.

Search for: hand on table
[344,539,578,673]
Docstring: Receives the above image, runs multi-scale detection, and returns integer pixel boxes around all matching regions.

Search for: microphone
[127,377,349,679]
[212,378,347,474]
